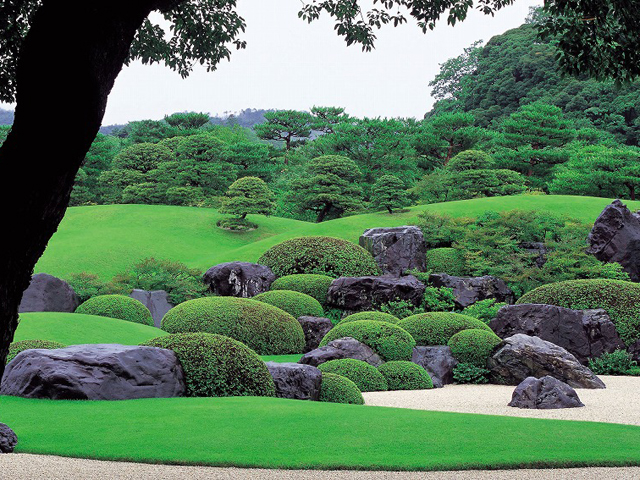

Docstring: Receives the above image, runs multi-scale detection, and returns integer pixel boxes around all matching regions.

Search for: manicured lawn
[2,395,640,471]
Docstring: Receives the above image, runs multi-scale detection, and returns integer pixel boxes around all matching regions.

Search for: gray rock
[428,273,514,309]
[490,304,625,364]
[411,346,458,388]
[265,362,322,400]
[488,334,605,389]
[203,262,275,298]
[509,376,584,409]
[18,273,79,313]
[327,275,425,311]
[130,289,174,328]
[1,344,187,400]
[299,337,383,367]
[359,226,426,276]
[298,316,333,353]
[0,423,17,454]
[629,339,640,364]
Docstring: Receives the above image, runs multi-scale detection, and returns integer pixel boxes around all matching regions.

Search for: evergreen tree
[219,176,276,219]
[370,175,410,214]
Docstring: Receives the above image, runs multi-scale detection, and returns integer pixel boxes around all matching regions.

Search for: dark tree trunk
[316,203,332,223]
[386,206,393,214]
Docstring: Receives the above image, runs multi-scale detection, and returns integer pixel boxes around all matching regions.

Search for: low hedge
[75,294,153,326]
[141,333,276,397]
[447,329,502,367]
[378,361,433,390]
[339,311,400,325]
[160,297,305,355]
[397,312,492,346]
[270,274,334,305]
[253,290,324,319]
[318,372,365,405]
[6,339,66,365]
[318,359,388,392]
[425,248,467,276]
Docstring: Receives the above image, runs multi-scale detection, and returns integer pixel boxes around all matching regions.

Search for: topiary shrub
[258,236,380,278]
[339,311,399,325]
[447,329,502,367]
[252,290,324,319]
[517,279,640,345]
[75,294,153,326]
[378,361,433,390]
[318,372,365,405]
[397,312,492,346]
[160,296,305,355]
[270,274,335,305]
[425,248,467,276]
[319,320,416,361]
[318,358,388,392]
[141,333,276,397]
[6,339,66,365]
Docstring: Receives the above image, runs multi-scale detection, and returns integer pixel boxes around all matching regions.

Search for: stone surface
[519,242,548,268]
[298,316,334,353]
[18,273,79,313]
[488,334,605,389]
[411,346,458,388]
[130,289,174,328]
[327,275,425,311]
[587,199,640,282]
[1,344,187,400]
[0,424,17,454]
[265,362,322,401]
[299,337,384,367]
[490,304,625,364]
[629,339,640,364]
[508,376,585,409]
[428,273,514,309]
[203,262,275,298]
[359,226,426,276]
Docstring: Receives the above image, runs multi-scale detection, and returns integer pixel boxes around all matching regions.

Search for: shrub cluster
[339,311,399,325]
[252,290,324,319]
[425,248,467,276]
[318,359,388,392]
[377,361,433,390]
[397,312,492,346]
[447,329,502,367]
[75,294,153,326]
[6,339,66,365]
[462,298,506,324]
[318,372,365,405]
[270,274,334,305]
[452,363,491,384]
[588,350,639,376]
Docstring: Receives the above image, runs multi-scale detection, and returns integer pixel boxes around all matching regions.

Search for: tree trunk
[387,206,393,214]
[316,203,332,223]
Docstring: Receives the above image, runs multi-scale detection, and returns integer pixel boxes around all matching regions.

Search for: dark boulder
[359,226,426,276]
[327,275,425,311]
[265,362,322,401]
[1,344,187,400]
[508,376,584,409]
[587,199,640,282]
[130,289,174,328]
[18,273,79,313]
[299,337,383,367]
[488,334,605,389]
[629,339,640,364]
[203,262,275,298]
[411,346,458,388]
[0,424,17,454]
[298,316,333,353]
[428,273,514,309]
[490,304,625,364]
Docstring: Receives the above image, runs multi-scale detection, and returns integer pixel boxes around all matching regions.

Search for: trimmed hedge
[517,279,640,345]
[318,372,365,405]
[425,248,467,276]
[270,274,334,305]
[318,358,388,392]
[160,297,305,355]
[75,294,153,326]
[258,236,380,278]
[319,320,415,361]
[378,361,433,390]
[397,312,492,346]
[339,311,400,325]
[141,333,276,398]
[253,290,324,319]
[448,329,502,367]
[6,339,66,365]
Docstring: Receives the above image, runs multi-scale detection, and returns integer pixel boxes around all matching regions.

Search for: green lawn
[2,395,640,471]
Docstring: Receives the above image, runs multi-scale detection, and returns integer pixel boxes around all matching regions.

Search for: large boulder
[487,334,605,389]
[587,199,640,282]
[411,346,458,388]
[129,289,174,328]
[203,262,275,298]
[508,376,584,409]
[299,337,383,367]
[1,344,187,400]
[326,275,425,311]
[18,273,79,313]
[298,316,333,353]
[490,304,625,364]
[359,226,426,276]
[265,362,322,401]
[0,424,17,454]
[428,274,514,309]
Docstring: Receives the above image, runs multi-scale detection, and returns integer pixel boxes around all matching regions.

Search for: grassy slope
[35,195,640,280]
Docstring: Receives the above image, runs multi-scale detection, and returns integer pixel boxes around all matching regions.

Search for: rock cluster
[129,289,173,328]
[326,275,425,311]
[411,346,458,388]
[203,262,275,298]
[18,273,79,313]
[266,362,322,401]
[508,376,584,409]
[297,316,333,353]
[359,226,426,275]
[299,337,383,367]
[428,274,514,309]
[0,424,17,454]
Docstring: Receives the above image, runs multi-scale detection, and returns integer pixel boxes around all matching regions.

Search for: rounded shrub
[253,290,324,319]
[425,248,467,276]
[160,297,305,355]
[270,274,334,304]
[318,359,388,392]
[397,312,492,346]
[75,294,153,326]
[339,311,399,325]
[447,329,502,367]
[517,279,640,345]
[319,320,415,361]
[318,372,365,405]
[378,361,433,390]
[258,236,380,278]
[6,339,66,364]
[141,333,276,397]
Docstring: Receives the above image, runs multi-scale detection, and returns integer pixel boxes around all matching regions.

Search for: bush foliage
[452,363,491,384]
[447,329,502,367]
[339,311,399,325]
[270,274,334,305]
[378,361,433,390]
[253,290,324,319]
[319,359,388,392]
[75,294,153,326]
[397,312,492,346]
[425,248,467,276]
[318,372,365,405]
[6,340,66,365]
